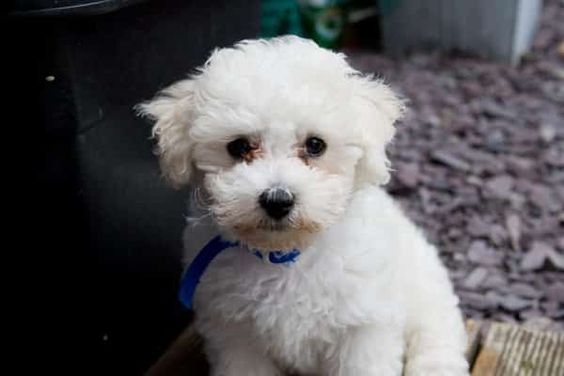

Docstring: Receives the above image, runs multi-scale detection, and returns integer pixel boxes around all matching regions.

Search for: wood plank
[465,319,483,365]
[145,325,208,376]
[471,322,564,376]
[146,320,563,375]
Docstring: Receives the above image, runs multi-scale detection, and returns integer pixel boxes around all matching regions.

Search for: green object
[260,0,349,49]
[299,0,348,49]
[261,0,304,37]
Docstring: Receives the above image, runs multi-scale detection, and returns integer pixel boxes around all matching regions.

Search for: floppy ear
[354,77,405,186]
[136,79,196,188]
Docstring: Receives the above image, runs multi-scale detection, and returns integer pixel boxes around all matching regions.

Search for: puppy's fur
[139,37,468,376]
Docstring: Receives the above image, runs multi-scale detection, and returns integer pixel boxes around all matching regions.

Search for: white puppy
[139,36,469,376]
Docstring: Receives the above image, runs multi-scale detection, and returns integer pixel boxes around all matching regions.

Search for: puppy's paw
[330,364,402,376]
[329,357,403,376]
[212,363,281,376]
[404,354,469,376]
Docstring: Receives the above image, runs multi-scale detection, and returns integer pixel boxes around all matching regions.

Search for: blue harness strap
[178,236,238,309]
[254,249,301,264]
[179,236,301,310]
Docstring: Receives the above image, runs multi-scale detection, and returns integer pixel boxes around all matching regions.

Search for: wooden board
[146,321,564,375]
[472,322,564,376]
[466,319,483,365]
[145,325,208,376]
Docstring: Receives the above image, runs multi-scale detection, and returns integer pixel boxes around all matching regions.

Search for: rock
[523,316,560,331]
[396,163,420,189]
[448,269,467,280]
[467,240,504,266]
[453,252,467,263]
[528,185,561,213]
[544,271,564,283]
[519,309,543,321]
[466,175,483,186]
[543,149,564,168]
[467,217,490,237]
[558,237,564,251]
[485,290,504,307]
[499,294,533,312]
[509,192,527,210]
[528,216,561,237]
[520,241,550,271]
[460,148,506,174]
[546,248,564,270]
[545,282,564,303]
[521,241,564,271]
[488,224,507,246]
[480,100,516,120]
[447,227,463,241]
[505,213,521,251]
[482,273,508,289]
[485,129,506,152]
[539,123,557,143]
[462,267,489,290]
[459,291,497,310]
[496,313,519,324]
[506,156,534,175]
[507,282,543,299]
[484,175,514,200]
[430,150,471,171]
[541,301,564,319]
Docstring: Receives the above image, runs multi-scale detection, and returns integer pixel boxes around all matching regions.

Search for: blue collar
[178,235,301,309]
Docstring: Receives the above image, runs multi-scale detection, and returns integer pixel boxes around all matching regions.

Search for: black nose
[259,188,294,220]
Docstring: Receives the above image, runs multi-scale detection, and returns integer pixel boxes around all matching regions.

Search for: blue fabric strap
[179,236,301,310]
[253,249,301,264]
[178,236,237,309]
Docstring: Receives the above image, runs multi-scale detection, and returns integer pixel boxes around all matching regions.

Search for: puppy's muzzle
[259,188,294,220]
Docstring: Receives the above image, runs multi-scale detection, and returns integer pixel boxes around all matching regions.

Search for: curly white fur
[138,36,469,376]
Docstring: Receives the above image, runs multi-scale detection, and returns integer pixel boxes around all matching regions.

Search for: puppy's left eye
[305,137,326,157]
[227,137,254,160]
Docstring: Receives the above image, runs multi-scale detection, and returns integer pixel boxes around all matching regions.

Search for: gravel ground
[349,0,564,330]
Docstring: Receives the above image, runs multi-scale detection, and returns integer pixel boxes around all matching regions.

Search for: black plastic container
[7,1,259,374]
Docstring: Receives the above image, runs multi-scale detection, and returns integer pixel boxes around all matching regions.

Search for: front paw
[404,354,469,376]
[329,358,403,376]
[331,365,402,376]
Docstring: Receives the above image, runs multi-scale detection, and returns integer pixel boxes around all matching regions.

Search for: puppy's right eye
[227,138,253,159]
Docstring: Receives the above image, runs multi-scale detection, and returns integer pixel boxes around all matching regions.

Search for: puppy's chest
[202,253,349,370]
[197,247,400,372]
[203,251,345,324]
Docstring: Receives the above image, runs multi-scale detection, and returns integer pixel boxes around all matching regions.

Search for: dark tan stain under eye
[297,148,311,165]
[242,147,263,162]
[227,137,262,162]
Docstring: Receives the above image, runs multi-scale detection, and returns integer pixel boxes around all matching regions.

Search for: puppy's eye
[305,137,326,157]
[227,137,253,159]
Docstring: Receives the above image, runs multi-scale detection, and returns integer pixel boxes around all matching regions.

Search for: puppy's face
[138,37,403,251]
[192,102,362,250]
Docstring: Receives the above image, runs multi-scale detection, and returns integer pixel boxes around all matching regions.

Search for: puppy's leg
[403,249,469,375]
[403,306,468,376]
[326,324,404,376]
[203,324,280,376]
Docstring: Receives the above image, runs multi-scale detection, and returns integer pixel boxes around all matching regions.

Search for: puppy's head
[138,37,404,250]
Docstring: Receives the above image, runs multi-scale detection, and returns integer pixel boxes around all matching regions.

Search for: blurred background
[8,0,562,374]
